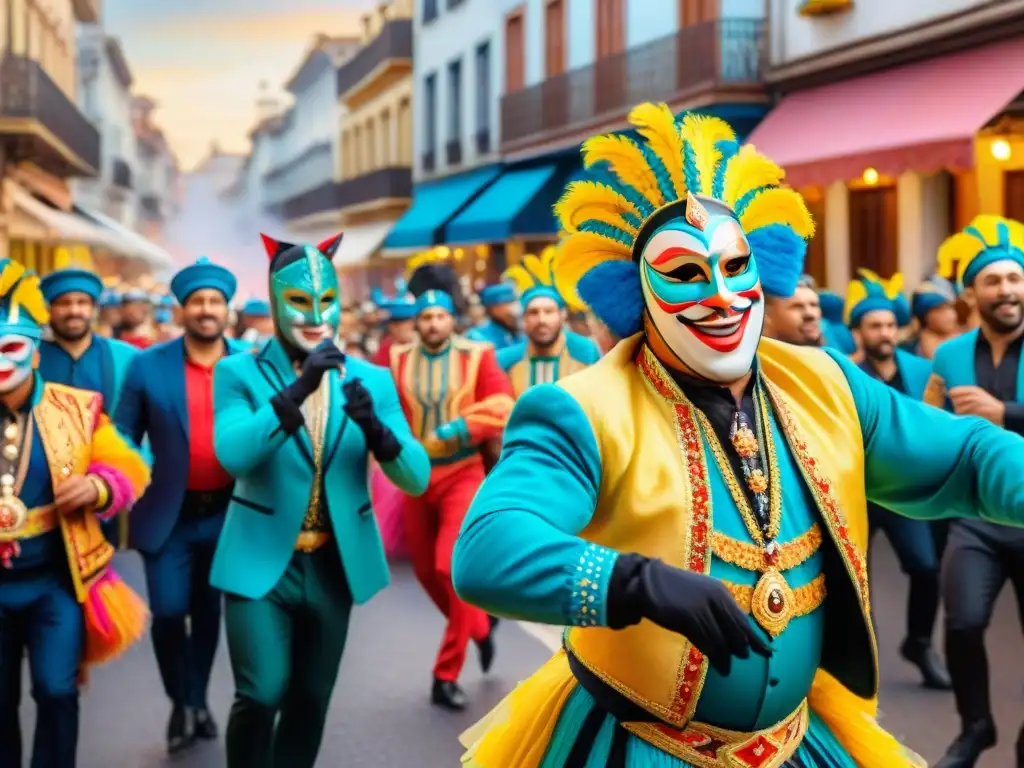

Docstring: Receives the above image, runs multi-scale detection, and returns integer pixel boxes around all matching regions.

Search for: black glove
[607,554,772,676]
[271,341,346,434]
[342,379,401,462]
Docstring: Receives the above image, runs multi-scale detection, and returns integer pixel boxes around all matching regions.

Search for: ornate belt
[624,700,809,768]
[0,504,57,542]
[295,531,331,553]
[722,573,827,636]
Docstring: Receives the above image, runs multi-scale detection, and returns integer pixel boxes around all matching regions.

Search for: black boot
[1016,722,1024,768]
[193,707,219,740]
[900,636,951,689]
[431,679,468,711]
[475,616,499,673]
[167,704,196,754]
[934,719,996,768]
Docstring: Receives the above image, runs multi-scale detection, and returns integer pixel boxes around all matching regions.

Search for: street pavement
[16,537,1023,767]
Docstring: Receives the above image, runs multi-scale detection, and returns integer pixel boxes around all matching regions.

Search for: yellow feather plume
[678,114,735,196]
[739,188,815,241]
[937,215,1024,284]
[582,134,665,207]
[854,268,903,299]
[554,232,631,309]
[0,260,26,298]
[721,146,786,209]
[628,102,687,200]
[9,274,49,325]
[554,181,640,235]
[843,280,868,325]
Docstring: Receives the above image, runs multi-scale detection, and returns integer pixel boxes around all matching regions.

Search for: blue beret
[99,289,121,308]
[40,268,103,303]
[154,308,173,324]
[171,256,237,304]
[241,298,271,317]
[415,290,455,315]
[382,298,416,321]
[479,283,517,307]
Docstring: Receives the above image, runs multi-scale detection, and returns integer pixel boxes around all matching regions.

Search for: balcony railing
[278,166,412,221]
[112,158,132,189]
[500,19,764,150]
[337,19,413,98]
[0,53,100,175]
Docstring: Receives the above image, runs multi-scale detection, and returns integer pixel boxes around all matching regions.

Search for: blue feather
[578,261,643,338]
[682,142,701,194]
[621,211,642,229]
[579,220,634,247]
[818,292,845,323]
[711,140,739,200]
[640,144,678,204]
[588,164,656,219]
[747,224,807,299]
[734,186,769,217]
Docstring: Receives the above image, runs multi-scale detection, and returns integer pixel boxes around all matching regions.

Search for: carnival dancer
[116,288,155,349]
[96,288,121,338]
[902,275,959,360]
[391,263,515,710]
[0,259,150,768]
[114,257,247,754]
[371,287,416,367]
[923,216,1024,768]
[451,104,1024,768]
[465,282,521,349]
[762,274,823,347]
[210,234,428,768]
[496,247,600,397]
[844,269,950,690]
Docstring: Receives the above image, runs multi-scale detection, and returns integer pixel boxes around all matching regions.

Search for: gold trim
[712,524,823,572]
[9,504,57,539]
[295,531,332,552]
[724,573,827,637]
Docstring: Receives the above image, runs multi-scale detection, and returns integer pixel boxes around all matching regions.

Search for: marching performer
[211,235,429,768]
[452,104,1024,768]
[371,286,417,367]
[116,288,155,349]
[391,264,514,710]
[845,270,950,690]
[465,282,521,349]
[925,216,1024,768]
[903,275,959,360]
[497,247,600,397]
[0,259,150,768]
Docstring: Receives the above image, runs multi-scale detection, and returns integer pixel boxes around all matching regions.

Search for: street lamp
[862,168,879,186]
[991,139,1012,161]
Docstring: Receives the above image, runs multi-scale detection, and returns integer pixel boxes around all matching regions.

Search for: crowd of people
[2,102,1023,768]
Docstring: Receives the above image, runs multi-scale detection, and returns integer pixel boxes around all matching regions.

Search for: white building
[132,96,181,242]
[750,0,1024,291]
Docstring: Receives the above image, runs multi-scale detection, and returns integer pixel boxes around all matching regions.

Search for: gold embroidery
[723,573,827,636]
[712,524,822,572]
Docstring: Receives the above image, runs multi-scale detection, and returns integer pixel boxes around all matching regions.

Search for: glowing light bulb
[991,139,1011,161]
[862,168,879,185]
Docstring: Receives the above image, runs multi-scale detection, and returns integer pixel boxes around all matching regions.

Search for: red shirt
[120,334,152,350]
[372,334,395,367]
[185,357,232,490]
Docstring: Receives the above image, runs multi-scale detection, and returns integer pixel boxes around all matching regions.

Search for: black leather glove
[342,379,401,462]
[271,341,346,434]
[607,554,772,676]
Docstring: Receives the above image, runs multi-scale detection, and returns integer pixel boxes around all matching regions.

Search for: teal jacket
[209,338,430,602]
[465,319,520,350]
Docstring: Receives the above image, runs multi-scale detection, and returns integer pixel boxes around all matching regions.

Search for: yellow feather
[678,114,735,196]
[502,264,536,295]
[553,232,631,309]
[843,280,868,325]
[581,135,664,207]
[721,146,786,209]
[886,272,904,298]
[628,102,687,200]
[555,181,640,235]
[936,232,982,281]
[521,254,545,279]
[0,261,26,298]
[10,275,48,325]
[738,188,815,240]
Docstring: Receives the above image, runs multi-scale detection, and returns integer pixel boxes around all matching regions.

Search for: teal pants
[223,546,353,768]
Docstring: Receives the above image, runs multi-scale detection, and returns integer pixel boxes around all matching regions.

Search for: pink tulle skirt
[371,466,408,560]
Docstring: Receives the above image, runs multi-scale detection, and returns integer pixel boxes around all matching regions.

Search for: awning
[747,38,1024,188]
[445,164,568,244]
[335,220,393,267]
[6,181,128,254]
[382,165,501,252]
[74,206,175,271]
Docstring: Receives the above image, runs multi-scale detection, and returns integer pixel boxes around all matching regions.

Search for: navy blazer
[114,336,246,554]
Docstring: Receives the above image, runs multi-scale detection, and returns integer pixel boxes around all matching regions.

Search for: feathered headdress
[0,259,48,339]
[503,245,570,309]
[405,248,451,277]
[910,274,957,322]
[937,215,1024,290]
[844,268,910,328]
[551,103,814,338]
[407,263,464,316]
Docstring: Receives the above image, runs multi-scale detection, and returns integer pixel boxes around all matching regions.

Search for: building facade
[132,96,180,253]
[750,0,1024,291]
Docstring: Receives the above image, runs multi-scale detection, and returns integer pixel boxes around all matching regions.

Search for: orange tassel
[82,570,150,667]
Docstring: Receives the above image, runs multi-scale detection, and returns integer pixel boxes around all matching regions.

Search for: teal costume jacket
[465,319,520,350]
[931,327,1024,403]
[891,348,932,400]
[39,334,137,415]
[209,338,430,603]
[496,331,601,381]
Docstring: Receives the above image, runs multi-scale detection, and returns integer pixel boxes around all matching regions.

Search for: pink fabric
[747,38,1024,188]
[88,462,136,520]
[85,570,119,634]
[371,466,408,560]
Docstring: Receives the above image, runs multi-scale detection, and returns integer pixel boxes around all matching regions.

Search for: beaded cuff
[568,541,617,627]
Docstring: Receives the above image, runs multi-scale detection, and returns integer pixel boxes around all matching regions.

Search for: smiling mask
[552,103,815,383]
[0,260,47,393]
[261,233,343,357]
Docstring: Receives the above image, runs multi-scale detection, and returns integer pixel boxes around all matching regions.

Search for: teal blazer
[209,338,430,603]
[932,328,1024,400]
[893,348,932,401]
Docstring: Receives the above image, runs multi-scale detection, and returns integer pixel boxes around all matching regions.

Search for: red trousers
[402,459,490,681]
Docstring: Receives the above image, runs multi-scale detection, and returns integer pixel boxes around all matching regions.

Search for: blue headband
[414,290,455,315]
[383,299,417,321]
[171,256,238,304]
[961,247,1024,288]
[39,268,103,304]
[479,283,517,308]
[521,285,565,309]
[241,297,271,317]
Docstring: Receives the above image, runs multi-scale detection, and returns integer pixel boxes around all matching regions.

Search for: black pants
[942,519,1024,726]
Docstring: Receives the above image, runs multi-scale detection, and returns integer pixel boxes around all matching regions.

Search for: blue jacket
[465,319,520,351]
[39,334,137,415]
[858,348,931,401]
[113,336,249,553]
[209,338,430,603]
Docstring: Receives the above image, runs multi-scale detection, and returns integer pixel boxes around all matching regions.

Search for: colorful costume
[497,247,601,397]
[211,235,429,768]
[818,291,856,354]
[925,216,1024,768]
[452,104,1024,768]
[390,266,515,707]
[465,282,521,349]
[845,270,949,690]
[0,259,150,768]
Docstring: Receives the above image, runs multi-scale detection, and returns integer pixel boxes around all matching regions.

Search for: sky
[103,0,375,170]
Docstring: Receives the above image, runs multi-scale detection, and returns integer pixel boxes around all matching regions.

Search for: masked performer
[924,216,1024,768]
[0,259,150,768]
[391,264,515,710]
[210,235,429,768]
[497,247,600,398]
[452,105,1024,768]
[466,282,521,349]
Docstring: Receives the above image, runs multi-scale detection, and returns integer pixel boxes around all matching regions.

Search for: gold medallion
[0,496,29,543]
[750,569,796,636]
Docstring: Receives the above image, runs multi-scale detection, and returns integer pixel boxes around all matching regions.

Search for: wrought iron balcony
[112,158,132,189]
[278,167,412,221]
[500,19,765,152]
[0,54,100,176]
[337,19,413,99]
